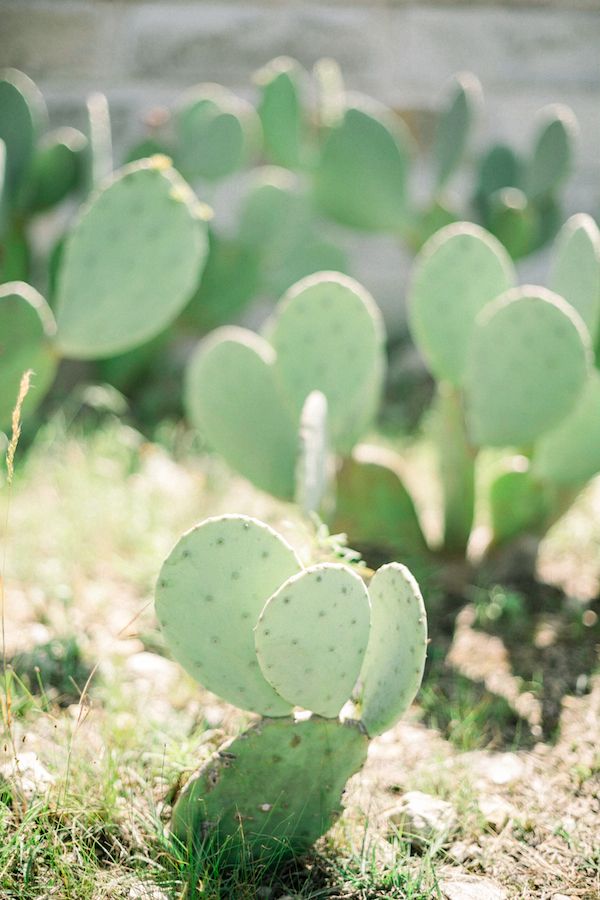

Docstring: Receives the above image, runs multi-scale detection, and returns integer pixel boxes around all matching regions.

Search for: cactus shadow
[463,575,600,740]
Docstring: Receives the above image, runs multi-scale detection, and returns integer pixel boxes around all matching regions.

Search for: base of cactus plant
[170,716,368,868]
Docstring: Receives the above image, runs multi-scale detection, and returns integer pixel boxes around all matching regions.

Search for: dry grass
[1,416,598,898]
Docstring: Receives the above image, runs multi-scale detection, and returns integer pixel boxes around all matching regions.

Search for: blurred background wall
[1,0,599,326]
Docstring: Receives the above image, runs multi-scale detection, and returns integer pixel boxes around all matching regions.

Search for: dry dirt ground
[1,424,598,898]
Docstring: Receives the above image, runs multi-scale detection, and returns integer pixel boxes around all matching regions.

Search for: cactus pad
[359,563,427,737]
[295,390,332,516]
[0,68,46,200]
[314,105,412,232]
[55,157,208,358]
[549,213,600,341]
[465,286,591,447]
[175,83,259,182]
[525,104,577,201]
[434,72,482,191]
[256,564,371,717]
[185,328,298,499]
[0,282,57,430]
[86,92,112,188]
[533,370,600,487]
[490,464,552,544]
[408,223,516,385]
[25,127,87,213]
[171,716,368,865]
[332,445,427,558]
[155,515,301,716]
[269,272,385,452]
[255,58,305,169]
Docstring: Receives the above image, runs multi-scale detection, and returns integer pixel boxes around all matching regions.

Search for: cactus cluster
[184,271,385,504]
[155,514,427,863]
[338,213,600,561]
[475,105,577,258]
[0,69,88,283]
[0,156,208,430]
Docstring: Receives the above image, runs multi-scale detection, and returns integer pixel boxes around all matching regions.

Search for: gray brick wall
[1,0,599,327]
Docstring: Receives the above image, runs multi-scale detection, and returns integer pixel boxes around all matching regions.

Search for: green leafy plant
[155,514,427,865]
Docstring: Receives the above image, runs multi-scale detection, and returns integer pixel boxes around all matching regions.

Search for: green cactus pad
[0,222,29,283]
[314,57,345,129]
[489,464,552,544]
[175,83,259,182]
[25,127,87,213]
[466,286,591,447]
[182,229,261,332]
[256,58,305,169]
[0,282,57,431]
[238,168,347,297]
[171,716,368,865]
[295,391,332,516]
[408,222,516,385]
[256,564,371,717]
[359,563,427,738]
[0,68,46,200]
[269,272,385,452]
[549,214,600,341]
[155,515,301,716]
[477,144,522,204]
[86,92,112,188]
[433,385,476,554]
[0,139,5,230]
[533,369,600,487]
[314,105,412,233]
[238,168,309,249]
[185,327,298,499]
[434,72,482,190]
[332,445,427,558]
[488,187,537,259]
[55,156,208,358]
[526,104,577,201]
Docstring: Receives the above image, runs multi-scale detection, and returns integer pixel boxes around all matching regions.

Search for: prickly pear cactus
[314,102,413,233]
[185,271,385,500]
[0,282,57,431]
[175,83,260,183]
[295,390,332,516]
[549,213,600,340]
[156,514,428,865]
[465,286,591,447]
[24,127,88,213]
[405,214,600,562]
[255,564,371,717]
[55,156,209,358]
[475,103,578,257]
[0,68,46,202]
[408,222,516,386]
[171,716,369,865]
[433,72,482,192]
[332,445,427,559]
[255,57,307,170]
[358,563,427,737]
[184,327,299,499]
[525,104,577,202]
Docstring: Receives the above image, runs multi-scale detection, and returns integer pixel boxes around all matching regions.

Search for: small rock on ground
[0,752,54,799]
[478,794,516,831]
[439,873,507,900]
[386,790,457,846]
